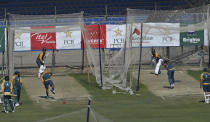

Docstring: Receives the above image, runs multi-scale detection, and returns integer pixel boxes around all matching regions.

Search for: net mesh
[7,12,85,77]
[5,5,210,92]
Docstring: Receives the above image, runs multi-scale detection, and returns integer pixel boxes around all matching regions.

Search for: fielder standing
[1,76,15,113]
[200,68,210,103]
[11,70,23,106]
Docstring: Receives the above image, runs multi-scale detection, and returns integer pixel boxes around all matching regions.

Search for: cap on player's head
[42,47,47,52]
[4,76,9,81]
[14,70,20,75]
[203,67,208,72]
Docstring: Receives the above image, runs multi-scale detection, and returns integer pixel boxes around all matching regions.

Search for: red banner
[31,26,56,50]
[82,25,106,48]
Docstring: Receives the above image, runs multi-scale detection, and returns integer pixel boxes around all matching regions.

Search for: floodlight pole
[136,23,143,91]
[98,24,103,88]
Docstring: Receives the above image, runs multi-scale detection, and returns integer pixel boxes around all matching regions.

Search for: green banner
[0,27,5,51]
[180,30,204,46]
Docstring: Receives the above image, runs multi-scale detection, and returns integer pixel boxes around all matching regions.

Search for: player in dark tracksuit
[40,70,55,98]
[36,47,47,78]
[163,60,175,89]
[11,71,23,106]
[200,68,210,103]
[1,76,15,113]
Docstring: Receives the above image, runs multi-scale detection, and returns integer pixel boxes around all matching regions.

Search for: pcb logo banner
[31,26,56,50]
[56,26,81,49]
[106,24,126,48]
[14,28,31,51]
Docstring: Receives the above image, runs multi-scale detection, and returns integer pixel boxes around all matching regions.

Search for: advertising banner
[31,26,56,50]
[180,30,204,46]
[56,27,81,49]
[106,24,126,48]
[82,24,106,48]
[14,28,31,51]
[0,27,5,51]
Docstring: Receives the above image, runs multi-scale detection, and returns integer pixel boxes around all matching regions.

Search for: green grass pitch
[0,70,210,122]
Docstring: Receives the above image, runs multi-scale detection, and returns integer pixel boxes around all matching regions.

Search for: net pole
[2,8,6,75]
[136,23,143,91]
[51,49,55,72]
[82,39,85,71]
[129,24,133,88]
[208,5,210,68]
[98,24,103,88]
[86,99,91,122]
[6,13,13,79]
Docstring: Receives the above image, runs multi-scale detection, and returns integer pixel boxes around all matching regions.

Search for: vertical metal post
[7,15,14,80]
[98,24,103,88]
[136,23,143,91]
[208,5,210,68]
[166,47,170,59]
[51,49,55,72]
[86,99,91,122]
[82,39,85,70]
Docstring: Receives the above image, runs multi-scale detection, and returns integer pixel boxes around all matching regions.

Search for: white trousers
[155,59,163,75]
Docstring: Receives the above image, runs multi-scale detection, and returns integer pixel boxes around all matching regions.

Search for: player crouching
[40,68,55,99]
[1,76,15,113]
[200,68,210,104]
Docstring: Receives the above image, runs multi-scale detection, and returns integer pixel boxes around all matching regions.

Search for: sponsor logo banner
[31,26,56,50]
[106,24,126,48]
[14,28,31,51]
[56,27,81,49]
[132,23,180,47]
[180,26,204,46]
[0,27,5,51]
[82,25,106,48]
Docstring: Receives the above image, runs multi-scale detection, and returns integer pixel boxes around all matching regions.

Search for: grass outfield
[0,70,210,122]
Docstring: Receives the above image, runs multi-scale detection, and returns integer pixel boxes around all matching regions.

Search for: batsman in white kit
[152,49,163,75]
[36,47,48,78]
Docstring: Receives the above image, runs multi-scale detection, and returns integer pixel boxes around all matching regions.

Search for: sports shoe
[15,103,20,107]
[170,84,175,89]
[5,111,8,113]
[50,89,55,94]
[12,110,15,113]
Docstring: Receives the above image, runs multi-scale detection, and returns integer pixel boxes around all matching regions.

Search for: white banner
[56,29,81,49]
[106,24,126,48]
[132,23,180,47]
[14,28,31,51]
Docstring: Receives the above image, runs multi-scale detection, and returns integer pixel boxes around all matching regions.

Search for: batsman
[36,47,47,78]
[151,49,163,75]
